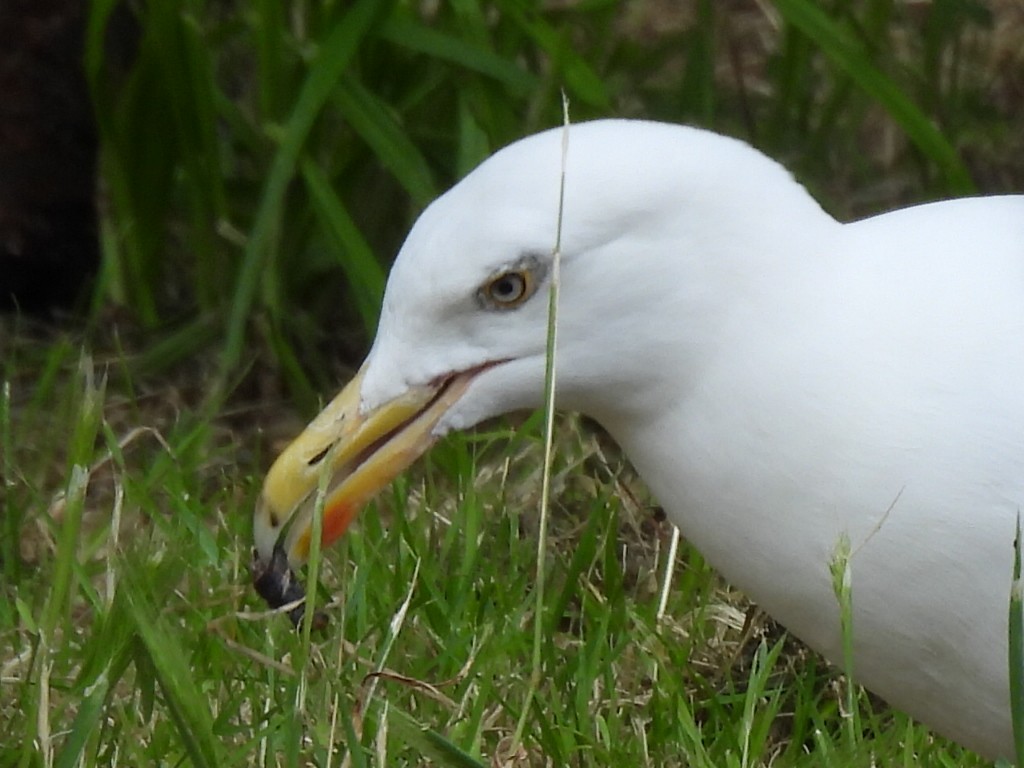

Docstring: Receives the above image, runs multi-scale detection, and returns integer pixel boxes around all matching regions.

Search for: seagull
[253,119,1024,760]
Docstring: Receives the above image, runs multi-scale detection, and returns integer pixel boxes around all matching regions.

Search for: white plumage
[257,119,1024,759]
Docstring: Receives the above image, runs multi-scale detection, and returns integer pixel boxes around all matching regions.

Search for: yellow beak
[251,361,480,616]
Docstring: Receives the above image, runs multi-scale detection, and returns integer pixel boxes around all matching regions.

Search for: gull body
[255,120,1024,759]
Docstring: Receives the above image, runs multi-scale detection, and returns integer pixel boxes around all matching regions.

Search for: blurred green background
[23,0,1021,405]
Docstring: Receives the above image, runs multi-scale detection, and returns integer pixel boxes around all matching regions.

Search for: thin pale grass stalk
[657,526,681,623]
[214,633,295,677]
[105,480,124,609]
[340,558,421,768]
[259,661,272,768]
[325,536,351,768]
[739,638,786,768]
[1010,511,1024,764]
[40,358,103,635]
[366,558,421,709]
[1,379,14,581]
[512,93,570,750]
[37,651,52,768]
[363,672,456,709]
[31,358,102,766]
[290,437,333,765]
[375,700,389,768]
[738,641,762,768]
[326,641,344,768]
[828,531,859,745]
[1,648,30,683]
[92,426,174,475]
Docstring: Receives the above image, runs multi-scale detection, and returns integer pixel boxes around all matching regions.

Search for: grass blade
[54,670,111,768]
[334,75,437,207]
[513,94,570,752]
[1010,511,1024,764]
[772,0,975,194]
[387,706,487,768]
[379,15,537,92]
[222,0,388,385]
[300,156,387,331]
[829,531,859,746]
[122,571,221,768]
[1,378,14,582]
[40,357,103,637]
[503,2,610,110]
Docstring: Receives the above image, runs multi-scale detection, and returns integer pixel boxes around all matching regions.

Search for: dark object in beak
[251,545,328,630]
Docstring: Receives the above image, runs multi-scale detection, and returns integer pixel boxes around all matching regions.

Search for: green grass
[4,0,1022,765]
[1011,513,1024,766]
[0,335,996,766]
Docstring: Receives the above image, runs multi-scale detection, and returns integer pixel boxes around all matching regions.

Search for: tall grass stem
[513,92,570,750]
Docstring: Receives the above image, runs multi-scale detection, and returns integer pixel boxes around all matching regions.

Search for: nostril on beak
[307,444,332,466]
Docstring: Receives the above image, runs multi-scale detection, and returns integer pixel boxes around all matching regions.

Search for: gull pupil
[495,275,520,300]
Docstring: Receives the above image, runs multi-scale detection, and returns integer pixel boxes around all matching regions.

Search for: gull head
[251,119,828,598]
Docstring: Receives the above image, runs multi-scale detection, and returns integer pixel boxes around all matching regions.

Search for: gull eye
[481,270,533,309]
[477,256,547,310]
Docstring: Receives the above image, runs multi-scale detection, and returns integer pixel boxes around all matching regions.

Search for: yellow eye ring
[482,269,533,308]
